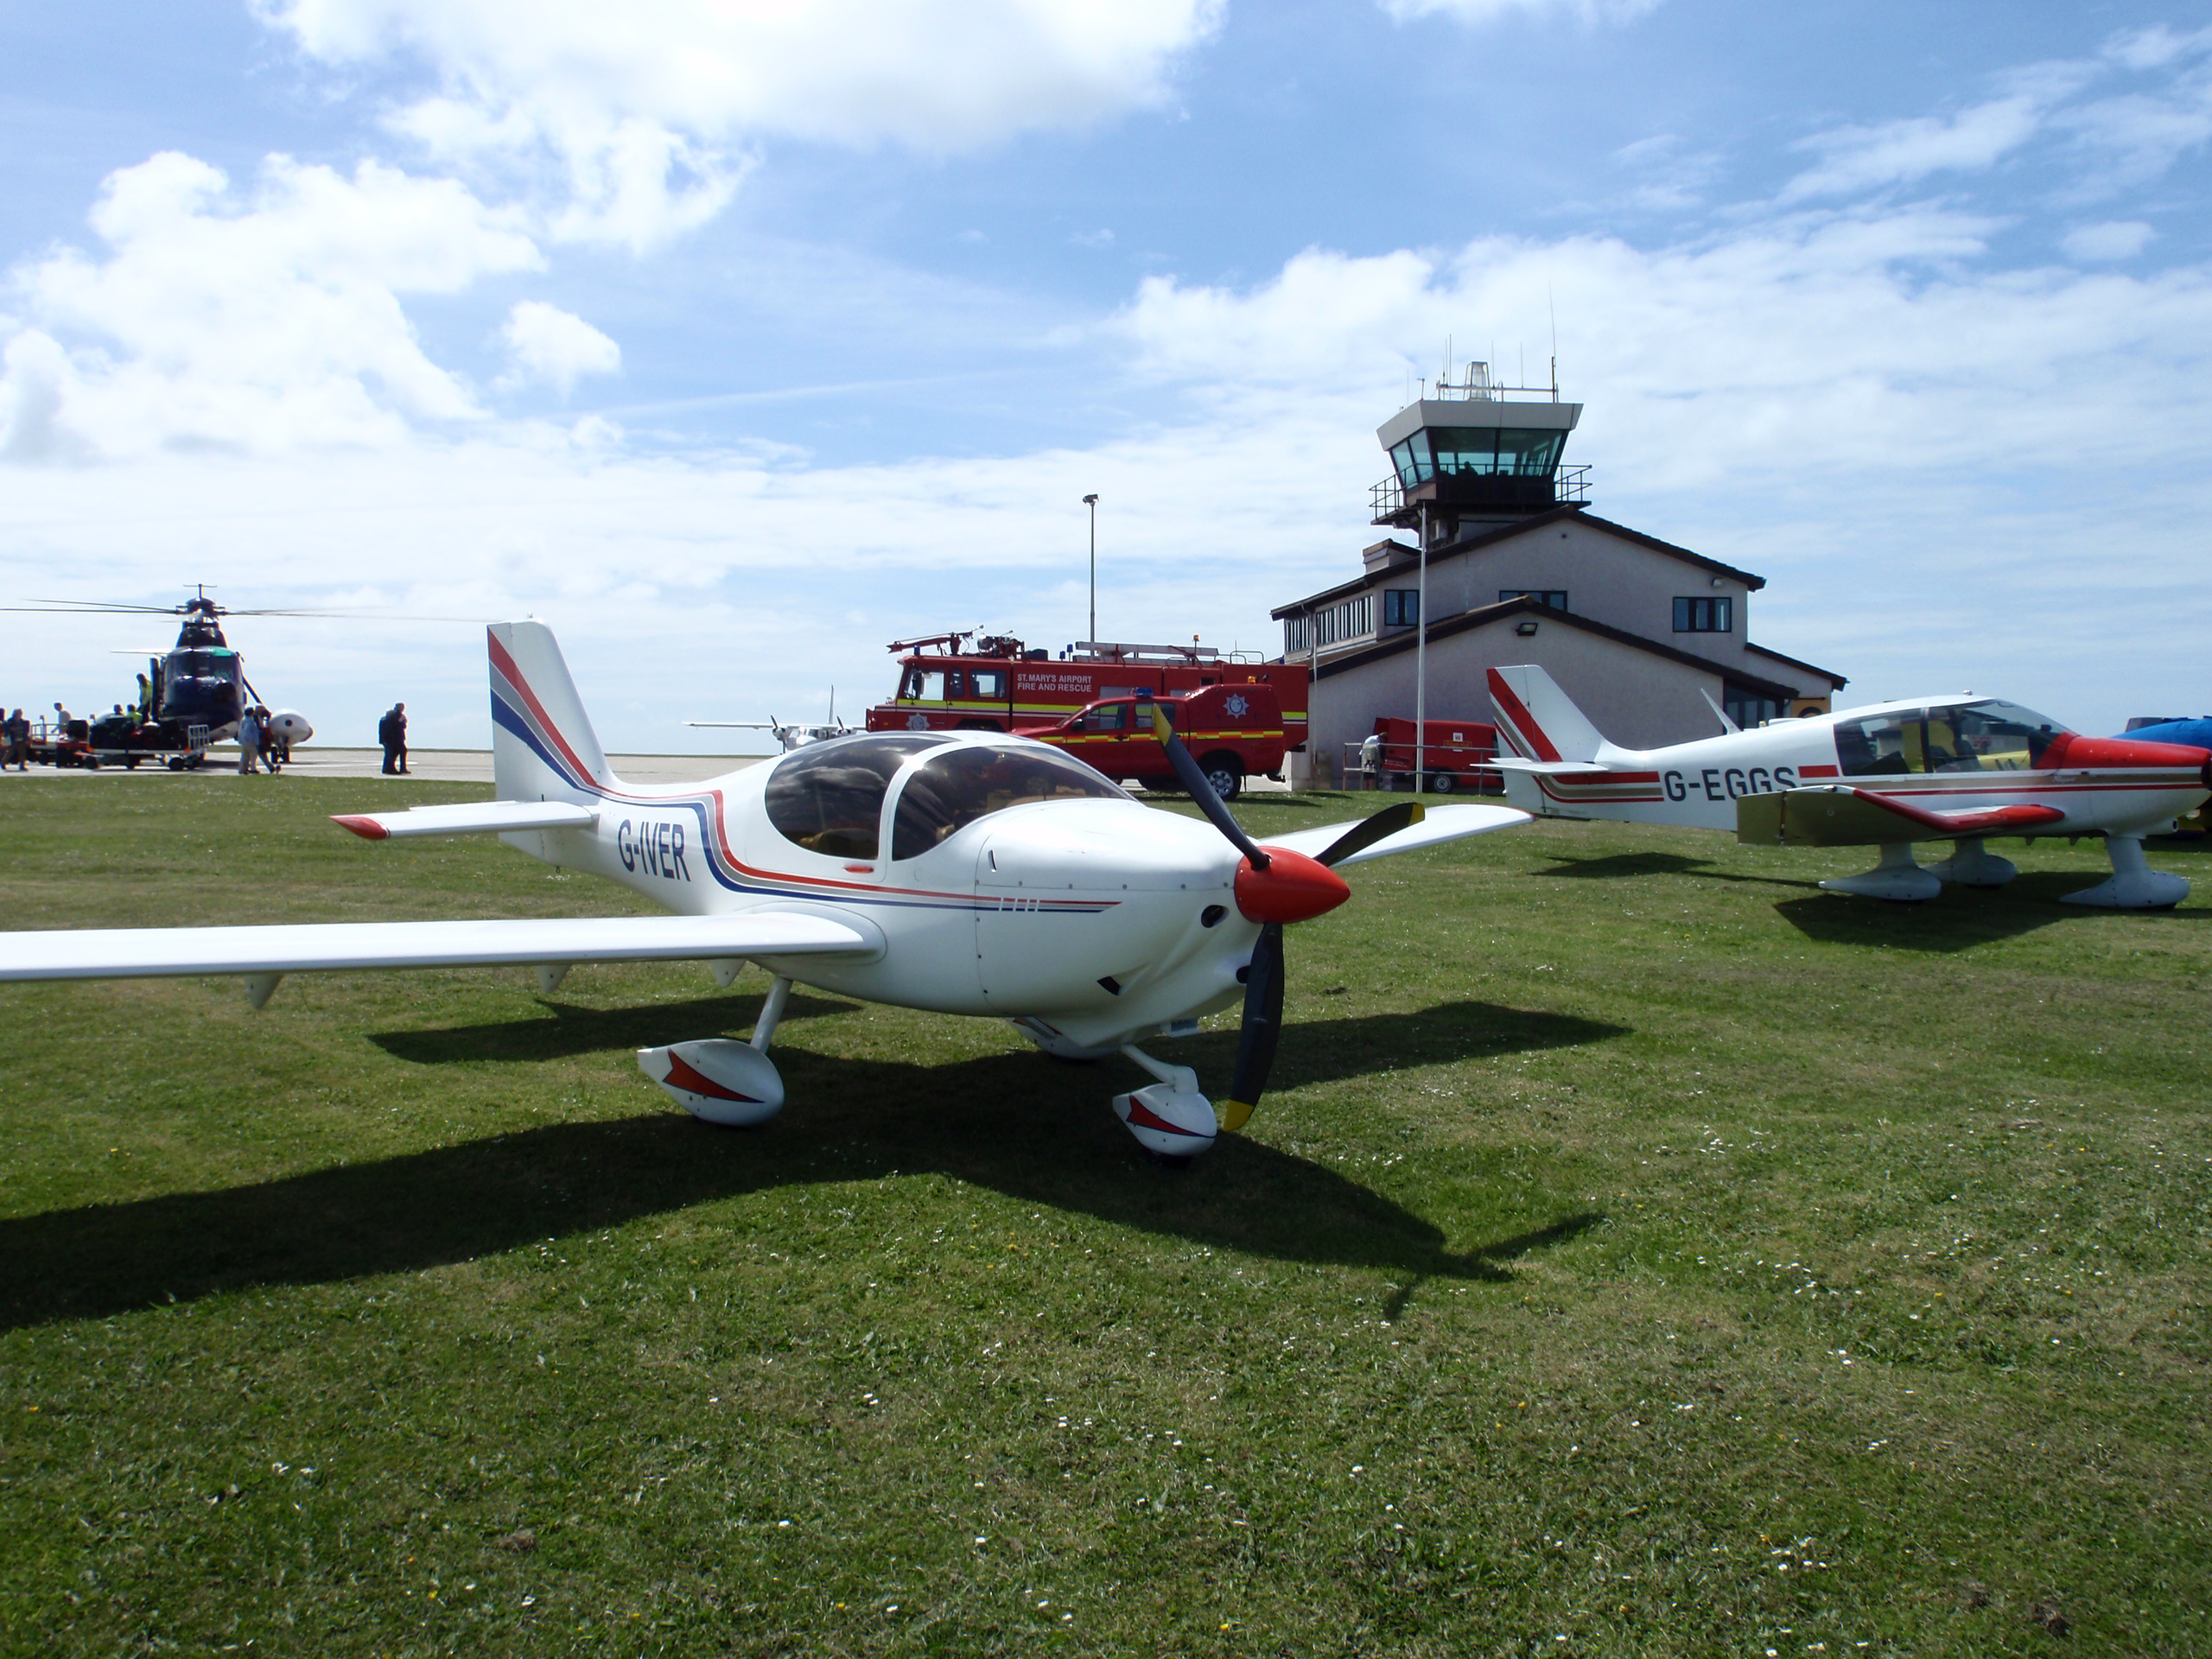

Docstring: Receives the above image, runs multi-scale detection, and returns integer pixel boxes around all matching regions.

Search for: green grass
[2,774,2209,1657]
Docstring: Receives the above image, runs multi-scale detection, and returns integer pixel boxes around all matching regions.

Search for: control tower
[1370,362,1585,546]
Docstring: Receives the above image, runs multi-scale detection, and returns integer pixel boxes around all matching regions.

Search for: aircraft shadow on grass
[0,1001,1622,1332]
[1535,850,1821,890]
[1774,872,2212,953]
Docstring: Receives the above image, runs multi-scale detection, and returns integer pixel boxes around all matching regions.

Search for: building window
[1382,589,1420,626]
[1674,596,1732,632]
[1501,589,1567,611]
[1283,593,1376,656]
[1723,687,1783,730]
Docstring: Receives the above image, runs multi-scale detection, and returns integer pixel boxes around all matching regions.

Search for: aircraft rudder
[1487,664,1606,764]
[488,620,615,801]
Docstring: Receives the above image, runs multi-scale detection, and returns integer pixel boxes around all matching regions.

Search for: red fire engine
[867,632,1308,747]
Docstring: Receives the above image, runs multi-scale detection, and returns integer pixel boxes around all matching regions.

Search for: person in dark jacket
[378,702,409,774]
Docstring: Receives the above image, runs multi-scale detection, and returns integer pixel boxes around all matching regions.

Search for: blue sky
[3,0,2209,747]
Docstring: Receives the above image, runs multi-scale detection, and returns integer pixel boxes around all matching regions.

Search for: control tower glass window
[891,744,1132,860]
[1403,428,1567,480]
[766,734,950,859]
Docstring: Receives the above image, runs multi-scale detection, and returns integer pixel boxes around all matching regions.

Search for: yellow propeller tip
[1409,802,1427,824]
[1217,1098,1255,1133]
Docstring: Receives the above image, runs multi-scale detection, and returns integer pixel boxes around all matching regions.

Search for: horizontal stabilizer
[1738,786,2067,848]
[0,912,871,984]
[332,801,599,840]
[1487,758,1614,776]
[1259,803,1528,868]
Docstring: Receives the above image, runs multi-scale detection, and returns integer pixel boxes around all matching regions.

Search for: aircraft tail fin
[1487,665,1608,764]
[489,621,615,802]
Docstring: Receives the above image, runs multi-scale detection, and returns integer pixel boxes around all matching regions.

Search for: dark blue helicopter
[3,588,320,767]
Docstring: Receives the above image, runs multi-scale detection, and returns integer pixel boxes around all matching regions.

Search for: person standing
[256,707,278,773]
[236,706,262,776]
[378,702,410,774]
[3,708,29,770]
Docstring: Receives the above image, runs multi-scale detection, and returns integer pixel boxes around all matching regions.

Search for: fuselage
[506,733,1260,1049]
[1503,696,2211,842]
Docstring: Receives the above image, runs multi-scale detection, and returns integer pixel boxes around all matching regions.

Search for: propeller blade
[1311,801,1427,868]
[1137,691,1270,868]
[1218,921,1284,1133]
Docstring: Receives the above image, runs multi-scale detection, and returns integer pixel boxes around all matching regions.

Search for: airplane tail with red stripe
[489,620,616,802]
[1487,665,1607,763]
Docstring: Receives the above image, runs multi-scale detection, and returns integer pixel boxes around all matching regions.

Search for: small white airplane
[686,715,854,753]
[0,623,1528,1160]
[1485,665,2212,907]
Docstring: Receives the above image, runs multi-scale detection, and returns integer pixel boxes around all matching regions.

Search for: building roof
[1311,594,1805,702]
[1746,640,1850,689]
[1272,505,1765,619]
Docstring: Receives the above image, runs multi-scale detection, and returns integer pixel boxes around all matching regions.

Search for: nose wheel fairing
[2062,836,2190,909]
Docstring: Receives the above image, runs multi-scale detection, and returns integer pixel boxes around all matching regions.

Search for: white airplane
[1486,665,2212,908]
[686,715,854,753]
[0,623,1528,1160]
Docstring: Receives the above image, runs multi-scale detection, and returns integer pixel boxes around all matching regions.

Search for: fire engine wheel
[1197,753,1243,803]
[124,756,140,769]
[1427,772,1456,793]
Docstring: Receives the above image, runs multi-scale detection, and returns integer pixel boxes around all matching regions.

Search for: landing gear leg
[1111,1044,1218,1160]
[750,975,792,1051]
[1927,836,2017,888]
[2061,836,2190,909]
[1819,841,1942,902]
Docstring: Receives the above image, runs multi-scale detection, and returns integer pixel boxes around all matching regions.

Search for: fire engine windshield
[1834,701,2069,776]
[891,744,1131,860]
[765,734,950,859]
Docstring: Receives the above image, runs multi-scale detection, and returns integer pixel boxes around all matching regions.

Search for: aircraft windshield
[1834,701,2069,776]
[765,734,950,859]
[891,745,1131,860]
[169,651,239,680]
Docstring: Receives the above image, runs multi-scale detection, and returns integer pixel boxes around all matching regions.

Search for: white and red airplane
[1486,665,2212,907]
[0,623,1528,1160]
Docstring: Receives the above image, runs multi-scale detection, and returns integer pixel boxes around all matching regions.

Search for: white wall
[1304,612,1731,781]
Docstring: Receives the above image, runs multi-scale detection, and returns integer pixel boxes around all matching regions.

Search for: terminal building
[1273,365,1848,786]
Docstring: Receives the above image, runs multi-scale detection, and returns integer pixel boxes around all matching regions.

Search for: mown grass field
[1,772,2208,1658]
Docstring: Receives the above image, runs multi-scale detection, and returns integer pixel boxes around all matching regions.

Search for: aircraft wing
[1738,786,2067,847]
[0,912,871,985]
[1259,803,1529,868]
[331,801,599,839]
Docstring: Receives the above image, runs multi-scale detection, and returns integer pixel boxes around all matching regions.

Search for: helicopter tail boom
[489,621,615,801]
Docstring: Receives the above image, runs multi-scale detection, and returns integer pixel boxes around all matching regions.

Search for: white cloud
[1,150,540,459]
[11,196,2212,746]
[499,301,621,396]
[257,0,1224,248]
[1379,0,1661,24]
[1781,94,2049,201]
[2062,219,2155,262]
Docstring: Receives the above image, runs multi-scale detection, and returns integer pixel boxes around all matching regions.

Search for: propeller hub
[1233,848,1350,924]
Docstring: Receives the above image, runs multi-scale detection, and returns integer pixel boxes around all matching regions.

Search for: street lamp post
[1415,501,1429,793]
[1079,493,1096,641]
[1084,493,1099,647]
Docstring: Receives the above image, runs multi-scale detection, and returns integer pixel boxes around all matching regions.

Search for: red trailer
[1353,717,1500,793]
